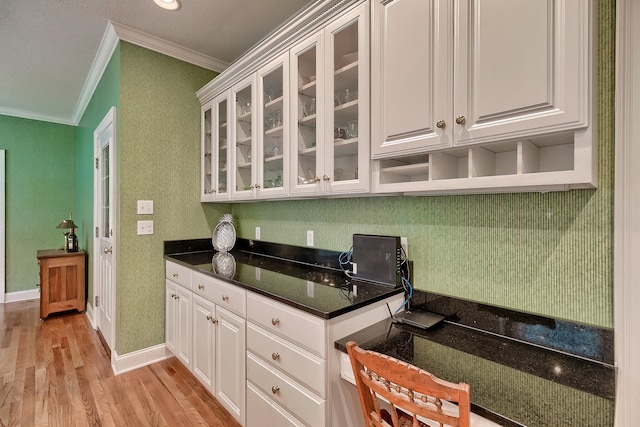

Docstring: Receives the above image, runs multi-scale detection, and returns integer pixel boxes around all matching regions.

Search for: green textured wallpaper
[117,42,223,354]
[76,43,121,303]
[232,1,615,328]
[0,115,77,293]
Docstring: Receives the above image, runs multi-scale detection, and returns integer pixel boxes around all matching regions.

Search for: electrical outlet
[137,220,154,235]
[255,226,261,240]
[137,200,153,214]
[306,230,314,247]
[401,237,408,258]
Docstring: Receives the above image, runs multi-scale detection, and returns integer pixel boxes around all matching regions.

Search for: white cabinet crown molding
[196,0,361,104]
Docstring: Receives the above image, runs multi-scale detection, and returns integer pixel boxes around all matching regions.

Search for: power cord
[338,247,353,278]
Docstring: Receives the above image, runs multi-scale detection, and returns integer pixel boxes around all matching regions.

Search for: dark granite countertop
[335,294,616,427]
[164,238,403,319]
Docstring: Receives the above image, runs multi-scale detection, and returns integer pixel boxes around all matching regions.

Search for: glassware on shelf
[347,120,358,138]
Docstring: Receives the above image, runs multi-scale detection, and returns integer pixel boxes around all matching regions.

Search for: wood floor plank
[0,300,243,427]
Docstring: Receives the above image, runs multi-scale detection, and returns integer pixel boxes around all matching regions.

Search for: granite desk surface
[166,238,615,427]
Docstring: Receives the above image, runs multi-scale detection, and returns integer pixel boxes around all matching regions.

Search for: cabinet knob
[173,273,178,278]
[206,315,212,321]
[208,188,216,194]
[272,352,280,361]
[255,184,261,189]
[271,385,280,395]
[212,318,218,324]
[171,293,177,298]
[222,295,229,302]
[455,115,466,125]
[103,247,113,254]
[198,284,204,290]
[323,175,330,181]
[271,318,280,326]
[436,120,446,129]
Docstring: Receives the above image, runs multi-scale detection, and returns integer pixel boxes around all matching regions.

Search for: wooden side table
[37,249,86,319]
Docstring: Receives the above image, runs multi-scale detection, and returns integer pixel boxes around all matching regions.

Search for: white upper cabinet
[201,92,231,202]
[371,0,453,158]
[453,0,591,146]
[256,53,290,200]
[371,0,596,194]
[230,74,258,201]
[290,4,370,197]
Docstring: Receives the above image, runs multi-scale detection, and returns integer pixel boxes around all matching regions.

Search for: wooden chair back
[346,341,470,427]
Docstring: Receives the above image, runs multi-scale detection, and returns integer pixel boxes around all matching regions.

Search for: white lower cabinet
[247,382,305,427]
[166,263,246,425]
[215,306,246,424]
[166,261,194,364]
[192,294,215,391]
[168,260,403,427]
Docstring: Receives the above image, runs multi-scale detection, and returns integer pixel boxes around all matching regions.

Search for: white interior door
[94,107,116,351]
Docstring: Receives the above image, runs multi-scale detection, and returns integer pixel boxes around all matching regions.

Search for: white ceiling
[0,0,309,125]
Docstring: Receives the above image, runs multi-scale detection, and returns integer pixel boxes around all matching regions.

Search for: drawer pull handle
[222,295,229,302]
[271,318,280,326]
[271,352,280,361]
[271,385,280,395]
[198,284,204,290]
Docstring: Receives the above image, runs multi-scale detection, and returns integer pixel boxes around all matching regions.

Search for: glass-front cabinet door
[325,3,369,195]
[257,53,289,199]
[201,101,215,201]
[231,75,257,200]
[290,32,324,196]
[201,93,230,202]
[290,3,369,197]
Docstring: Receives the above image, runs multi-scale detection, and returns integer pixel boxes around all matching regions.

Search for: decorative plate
[212,213,236,252]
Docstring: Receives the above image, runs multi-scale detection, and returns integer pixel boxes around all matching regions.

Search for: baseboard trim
[85,304,95,328]
[4,289,40,303]
[112,344,173,375]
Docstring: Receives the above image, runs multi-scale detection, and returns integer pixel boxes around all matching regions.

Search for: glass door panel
[216,97,229,198]
[331,19,359,184]
[232,77,256,199]
[201,104,214,200]
[290,32,323,195]
[260,60,286,194]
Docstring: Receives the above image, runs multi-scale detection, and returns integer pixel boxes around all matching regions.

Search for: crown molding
[110,21,229,73]
[71,22,119,125]
[0,106,76,126]
[196,0,358,104]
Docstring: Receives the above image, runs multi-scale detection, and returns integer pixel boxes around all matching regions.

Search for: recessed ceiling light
[153,0,181,11]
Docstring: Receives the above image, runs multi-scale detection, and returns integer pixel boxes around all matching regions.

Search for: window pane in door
[102,145,110,238]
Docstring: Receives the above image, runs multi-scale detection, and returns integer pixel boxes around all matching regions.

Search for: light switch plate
[137,220,153,235]
[137,200,154,214]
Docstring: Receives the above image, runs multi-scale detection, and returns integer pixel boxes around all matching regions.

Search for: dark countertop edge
[164,253,403,320]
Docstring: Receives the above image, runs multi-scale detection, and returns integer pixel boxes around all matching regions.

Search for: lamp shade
[56,219,78,229]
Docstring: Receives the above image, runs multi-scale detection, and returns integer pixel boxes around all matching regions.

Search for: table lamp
[56,215,78,252]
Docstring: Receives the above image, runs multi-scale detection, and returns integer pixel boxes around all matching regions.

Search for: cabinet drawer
[193,271,246,317]
[247,322,326,398]
[165,261,192,289]
[247,382,305,427]
[247,293,325,358]
[247,352,325,427]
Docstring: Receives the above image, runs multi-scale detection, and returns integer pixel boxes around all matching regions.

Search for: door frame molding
[92,106,117,354]
[0,150,5,303]
[614,0,640,423]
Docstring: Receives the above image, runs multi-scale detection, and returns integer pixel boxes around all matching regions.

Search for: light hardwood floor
[0,299,241,427]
